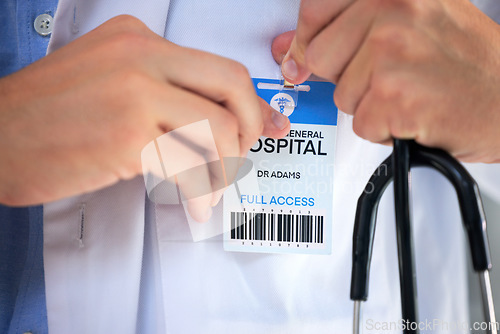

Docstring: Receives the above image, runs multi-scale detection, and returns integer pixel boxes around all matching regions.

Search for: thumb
[272,30,311,86]
[281,36,312,85]
[279,0,353,84]
[258,97,290,139]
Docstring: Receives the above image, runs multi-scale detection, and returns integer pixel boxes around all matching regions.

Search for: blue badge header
[253,78,338,126]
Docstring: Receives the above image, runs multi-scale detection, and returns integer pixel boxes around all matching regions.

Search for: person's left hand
[274,0,500,163]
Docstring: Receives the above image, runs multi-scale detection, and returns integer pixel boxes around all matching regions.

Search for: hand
[278,0,500,163]
[0,15,290,221]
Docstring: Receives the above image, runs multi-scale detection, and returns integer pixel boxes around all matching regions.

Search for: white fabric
[43,178,147,333]
[44,0,171,333]
[471,0,500,24]
[43,1,500,333]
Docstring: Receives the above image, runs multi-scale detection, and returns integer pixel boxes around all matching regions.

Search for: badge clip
[256,76,310,109]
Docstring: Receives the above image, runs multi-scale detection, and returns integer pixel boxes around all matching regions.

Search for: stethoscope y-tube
[350,139,496,334]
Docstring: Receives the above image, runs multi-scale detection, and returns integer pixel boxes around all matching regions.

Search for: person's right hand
[0,15,290,222]
[278,0,500,163]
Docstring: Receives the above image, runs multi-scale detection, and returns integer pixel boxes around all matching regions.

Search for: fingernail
[201,206,213,222]
[210,190,224,207]
[282,56,298,81]
[271,109,289,130]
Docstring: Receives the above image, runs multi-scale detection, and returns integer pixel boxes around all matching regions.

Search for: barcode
[230,211,324,244]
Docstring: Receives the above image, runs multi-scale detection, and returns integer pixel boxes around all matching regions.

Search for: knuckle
[121,160,142,179]
[333,84,356,114]
[220,113,239,136]
[114,69,150,98]
[369,24,431,66]
[106,73,154,141]
[378,0,404,10]
[352,116,372,141]
[1,183,28,206]
[107,30,150,54]
[372,75,404,101]
[369,74,425,140]
[368,0,442,61]
[351,104,378,141]
[247,117,264,142]
[406,0,442,20]
[224,61,256,98]
[352,114,388,144]
[220,60,253,96]
[228,61,251,81]
[388,115,420,139]
[386,97,423,139]
[305,38,339,82]
[379,0,443,23]
[0,191,15,206]
[333,90,347,113]
[107,15,149,33]
[118,125,150,153]
[379,0,414,14]
[370,24,410,58]
[213,113,241,155]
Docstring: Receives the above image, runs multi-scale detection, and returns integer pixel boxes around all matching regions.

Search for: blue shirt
[0,1,58,332]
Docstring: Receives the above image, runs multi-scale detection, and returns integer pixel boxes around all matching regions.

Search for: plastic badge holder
[223,76,337,255]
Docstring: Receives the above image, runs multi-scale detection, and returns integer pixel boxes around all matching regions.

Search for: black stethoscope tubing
[350,139,496,334]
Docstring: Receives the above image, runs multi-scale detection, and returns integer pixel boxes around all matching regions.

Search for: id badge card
[223,78,338,255]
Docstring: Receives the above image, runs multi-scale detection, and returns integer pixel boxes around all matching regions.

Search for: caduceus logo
[270,92,295,117]
[275,96,290,113]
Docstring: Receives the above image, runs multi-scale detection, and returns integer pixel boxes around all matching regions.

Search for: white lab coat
[43,1,500,333]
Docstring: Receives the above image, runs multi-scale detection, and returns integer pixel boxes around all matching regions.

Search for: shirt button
[34,13,53,36]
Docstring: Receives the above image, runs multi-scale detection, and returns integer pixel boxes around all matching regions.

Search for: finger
[210,187,226,207]
[176,164,214,223]
[148,81,240,163]
[208,96,292,208]
[208,157,239,207]
[305,0,377,84]
[150,83,244,210]
[271,30,296,64]
[154,44,263,156]
[258,97,291,139]
[352,91,392,144]
[158,128,216,222]
[209,99,290,208]
[334,26,376,114]
[281,0,354,83]
[281,39,312,84]
[170,137,239,221]
[353,83,424,145]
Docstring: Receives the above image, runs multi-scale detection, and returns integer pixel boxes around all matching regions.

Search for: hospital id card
[223,78,338,255]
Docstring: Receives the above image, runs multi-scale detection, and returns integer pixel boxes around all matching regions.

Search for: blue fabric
[0,0,57,77]
[0,206,30,333]
[1,0,58,332]
[4,207,48,334]
[0,205,47,334]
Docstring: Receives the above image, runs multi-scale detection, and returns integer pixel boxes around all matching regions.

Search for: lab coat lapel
[47,0,171,52]
[43,1,171,333]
